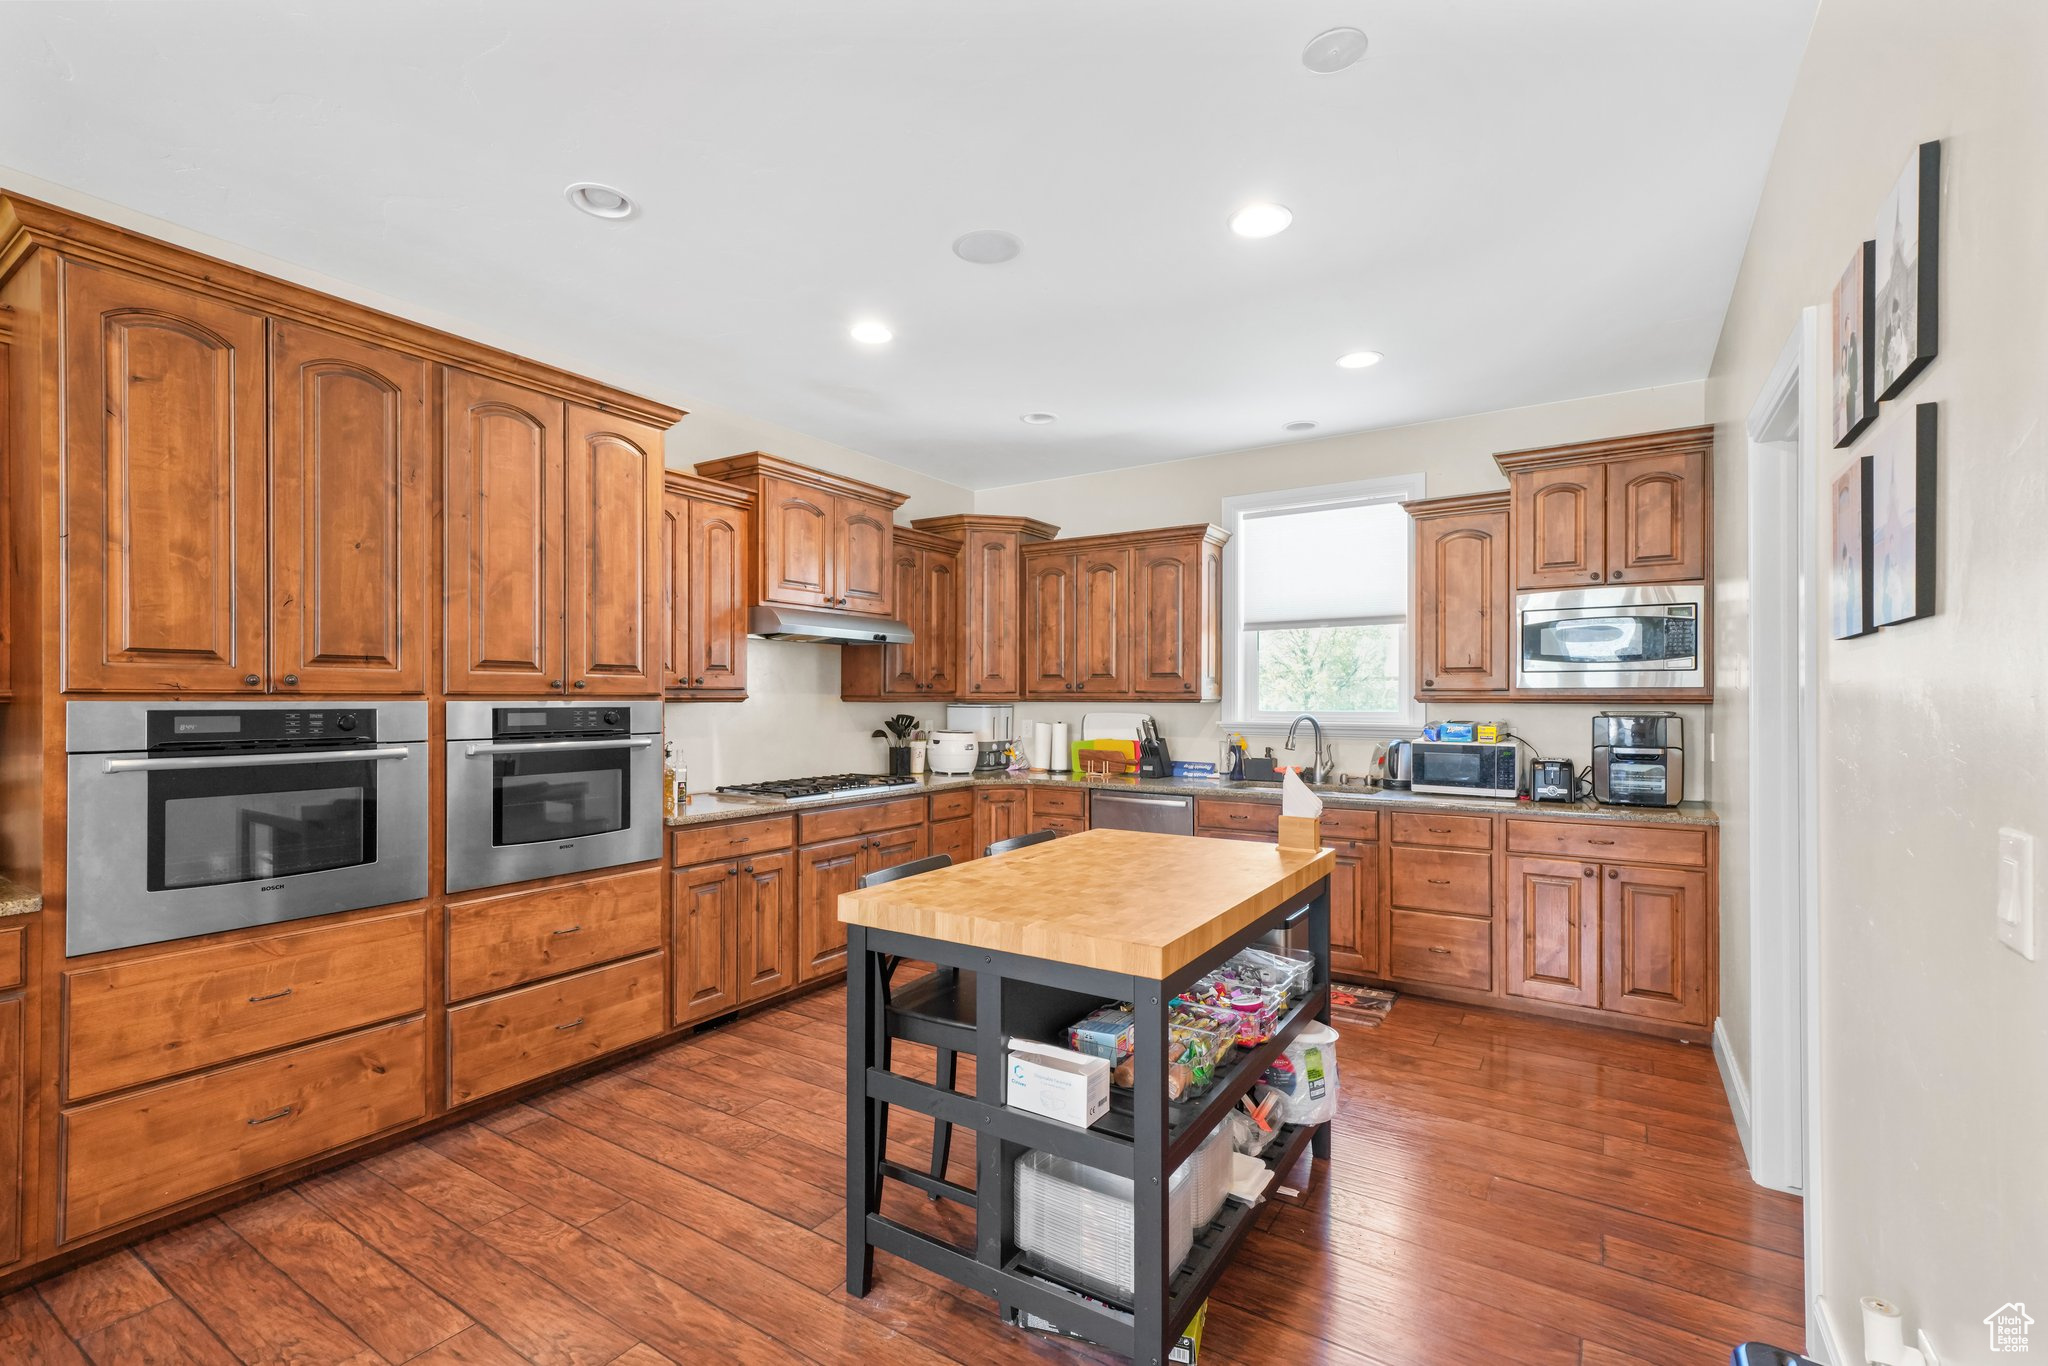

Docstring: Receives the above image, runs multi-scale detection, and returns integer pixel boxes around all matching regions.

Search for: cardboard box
[1006,1040,1110,1128]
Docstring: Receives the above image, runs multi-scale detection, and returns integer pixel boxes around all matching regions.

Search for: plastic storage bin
[1186,1123,1233,1227]
[1015,1148,1199,1300]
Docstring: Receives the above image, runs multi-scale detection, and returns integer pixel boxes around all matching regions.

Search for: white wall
[975,382,1712,795]
[1705,0,2048,1355]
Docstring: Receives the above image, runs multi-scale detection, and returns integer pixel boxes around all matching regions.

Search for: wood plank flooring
[0,989,1804,1364]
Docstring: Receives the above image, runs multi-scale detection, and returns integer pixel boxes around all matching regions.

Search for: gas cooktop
[715,773,922,804]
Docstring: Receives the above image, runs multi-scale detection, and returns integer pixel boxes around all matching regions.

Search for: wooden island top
[837,828,1335,979]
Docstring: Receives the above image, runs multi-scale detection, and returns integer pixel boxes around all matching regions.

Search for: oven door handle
[461,737,656,758]
[102,746,412,774]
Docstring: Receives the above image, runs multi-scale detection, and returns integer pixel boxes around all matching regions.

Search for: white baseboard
[1713,1015,1755,1170]
[1813,1293,1850,1364]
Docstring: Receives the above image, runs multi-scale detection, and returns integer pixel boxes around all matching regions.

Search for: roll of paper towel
[1050,722,1070,771]
[1861,1296,1904,1365]
[1029,721,1054,771]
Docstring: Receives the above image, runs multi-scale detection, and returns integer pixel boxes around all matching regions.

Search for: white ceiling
[0,1,1813,489]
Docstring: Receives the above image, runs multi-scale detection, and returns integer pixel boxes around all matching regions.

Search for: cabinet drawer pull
[246,1106,293,1126]
[247,987,295,1004]
[1587,837,1615,845]
[1426,946,1452,956]
[552,925,583,937]
[732,835,750,843]
[1426,826,1452,833]
[556,1017,586,1031]
[1427,878,1451,886]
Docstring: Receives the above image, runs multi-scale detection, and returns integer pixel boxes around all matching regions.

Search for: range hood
[748,605,914,645]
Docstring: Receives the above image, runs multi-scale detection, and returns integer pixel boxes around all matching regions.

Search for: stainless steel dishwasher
[1087,790,1195,835]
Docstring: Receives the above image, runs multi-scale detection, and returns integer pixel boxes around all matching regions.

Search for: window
[1221,474,1424,730]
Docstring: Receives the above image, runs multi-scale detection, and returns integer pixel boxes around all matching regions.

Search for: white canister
[927,731,979,775]
[909,739,927,774]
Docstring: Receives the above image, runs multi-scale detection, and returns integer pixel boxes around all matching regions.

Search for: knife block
[1276,815,1321,852]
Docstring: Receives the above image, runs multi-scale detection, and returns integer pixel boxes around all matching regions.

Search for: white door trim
[1742,308,1825,1354]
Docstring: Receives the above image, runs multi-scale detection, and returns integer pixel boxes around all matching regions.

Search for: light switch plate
[1997,828,2035,960]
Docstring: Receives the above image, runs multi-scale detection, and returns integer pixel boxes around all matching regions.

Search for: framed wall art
[1873,140,1940,399]
[1830,455,1875,640]
[1868,402,1938,627]
[1832,239,1876,446]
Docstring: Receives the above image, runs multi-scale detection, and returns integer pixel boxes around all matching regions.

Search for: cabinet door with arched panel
[1411,497,1510,696]
[1606,448,1706,583]
[1512,463,1607,590]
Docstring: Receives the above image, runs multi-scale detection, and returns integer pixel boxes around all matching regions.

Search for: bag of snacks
[1067,1004,1135,1063]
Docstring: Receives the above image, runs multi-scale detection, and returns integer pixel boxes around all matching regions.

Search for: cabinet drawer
[1388,911,1493,991]
[1195,799,1277,836]
[671,816,795,868]
[60,1017,426,1243]
[928,788,975,822]
[0,924,22,991]
[1029,786,1087,818]
[1034,814,1086,837]
[446,866,662,1001]
[1506,819,1708,869]
[1320,808,1378,842]
[1389,811,1494,850]
[799,797,925,845]
[64,909,426,1101]
[1389,847,1494,917]
[929,816,973,866]
[446,953,664,1107]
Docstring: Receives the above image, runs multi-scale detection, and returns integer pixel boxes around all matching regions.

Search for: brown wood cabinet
[1024,526,1225,700]
[1409,493,1512,697]
[269,320,432,694]
[0,992,20,1267]
[1499,427,1711,592]
[1130,530,1226,700]
[973,787,1029,855]
[445,955,662,1107]
[672,849,798,1026]
[61,262,270,693]
[661,473,753,699]
[795,803,927,982]
[1504,855,1600,1008]
[695,453,908,620]
[1601,862,1711,1025]
[1327,825,1381,979]
[445,868,662,1002]
[841,527,960,699]
[445,372,663,695]
[910,515,1059,700]
[0,328,10,702]
[734,851,798,1005]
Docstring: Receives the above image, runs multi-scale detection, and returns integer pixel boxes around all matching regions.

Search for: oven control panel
[148,709,377,749]
[491,707,627,740]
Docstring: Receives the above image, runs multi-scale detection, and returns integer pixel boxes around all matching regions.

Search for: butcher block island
[838,829,1337,1363]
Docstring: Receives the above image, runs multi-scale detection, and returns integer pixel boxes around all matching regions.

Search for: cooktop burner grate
[715,773,922,804]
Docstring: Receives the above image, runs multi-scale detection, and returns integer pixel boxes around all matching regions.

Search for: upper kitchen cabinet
[446,370,664,696]
[695,453,909,620]
[61,262,270,693]
[1408,492,1511,697]
[1022,525,1226,701]
[270,320,431,694]
[841,526,960,700]
[1498,426,1711,592]
[909,514,1058,700]
[662,472,753,700]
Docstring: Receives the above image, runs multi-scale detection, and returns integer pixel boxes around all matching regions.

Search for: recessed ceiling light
[1229,203,1293,239]
[1020,412,1057,425]
[1283,421,1319,433]
[953,229,1022,265]
[565,182,635,220]
[850,320,894,344]
[1302,27,1370,74]
[1336,350,1384,369]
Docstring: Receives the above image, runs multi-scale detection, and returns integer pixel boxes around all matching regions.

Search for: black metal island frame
[840,828,1337,1365]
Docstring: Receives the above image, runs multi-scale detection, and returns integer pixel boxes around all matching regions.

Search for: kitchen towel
[1050,722,1070,771]
[1029,722,1054,771]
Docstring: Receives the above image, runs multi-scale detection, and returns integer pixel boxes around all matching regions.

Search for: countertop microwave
[1409,740,1522,800]
[1515,585,1706,691]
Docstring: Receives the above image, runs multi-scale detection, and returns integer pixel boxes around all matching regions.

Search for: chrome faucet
[1284,714,1329,784]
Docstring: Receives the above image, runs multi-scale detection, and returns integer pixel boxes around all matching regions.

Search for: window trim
[1220,473,1426,734]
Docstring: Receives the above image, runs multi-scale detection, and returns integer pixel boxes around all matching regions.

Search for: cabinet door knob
[1608,869,1620,879]
[1588,573,1600,581]
[696,677,705,685]
[573,680,588,689]
[243,674,262,687]
[1423,679,1435,688]
[550,680,564,690]
[1611,571,1623,580]
[1583,866,1597,877]
[728,864,739,876]
[743,863,753,873]
[281,674,299,686]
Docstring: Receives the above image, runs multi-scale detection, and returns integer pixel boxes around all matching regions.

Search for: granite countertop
[0,875,42,918]
[668,771,1718,828]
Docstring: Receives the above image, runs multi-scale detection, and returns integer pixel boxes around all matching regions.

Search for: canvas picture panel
[1830,456,1874,640]
[1873,141,1941,399]
[1831,241,1876,446]
[1869,403,1938,627]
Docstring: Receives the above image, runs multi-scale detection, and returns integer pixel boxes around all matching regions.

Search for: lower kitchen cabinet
[974,787,1028,853]
[60,1017,428,1243]
[1505,856,1601,1007]
[1027,785,1087,838]
[446,954,663,1107]
[930,816,973,866]
[674,849,801,1026]
[0,992,21,1267]
[796,817,928,983]
[1601,862,1711,1025]
[1388,910,1494,991]
[446,868,661,1002]
[1327,833,1381,979]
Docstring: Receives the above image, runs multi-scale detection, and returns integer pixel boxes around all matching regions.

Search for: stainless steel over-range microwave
[1515,584,1705,691]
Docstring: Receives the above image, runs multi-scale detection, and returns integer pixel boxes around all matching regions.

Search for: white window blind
[1237,499,1408,630]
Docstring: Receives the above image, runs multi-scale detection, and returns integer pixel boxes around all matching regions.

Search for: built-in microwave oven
[65,701,430,956]
[1409,740,1522,800]
[1515,585,1706,691]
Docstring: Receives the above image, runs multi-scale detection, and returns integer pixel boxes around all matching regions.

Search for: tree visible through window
[1254,624,1403,714]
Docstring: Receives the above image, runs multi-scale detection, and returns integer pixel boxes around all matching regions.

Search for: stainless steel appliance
[945,703,1015,770]
[1087,791,1194,836]
[1530,758,1578,803]
[1409,740,1522,800]
[716,773,920,804]
[445,701,661,893]
[65,701,429,956]
[1515,584,1706,691]
[1383,739,1415,791]
[1591,712,1684,808]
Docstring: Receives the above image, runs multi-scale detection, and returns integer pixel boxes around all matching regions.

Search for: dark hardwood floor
[0,988,1804,1364]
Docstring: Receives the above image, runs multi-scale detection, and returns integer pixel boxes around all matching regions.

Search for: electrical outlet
[1997,828,2036,960]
